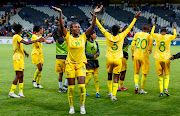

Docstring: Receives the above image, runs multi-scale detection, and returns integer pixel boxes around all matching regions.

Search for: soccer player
[52,6,101,114]
[96,9,141,101]
[170,52,180,60]
[151,23,177,97]
[85,30,100,98]
[8,24,44,98]
[117,26,129,91]
[32,25,53,88]
[131,24,153,94]
[52,25,68,93]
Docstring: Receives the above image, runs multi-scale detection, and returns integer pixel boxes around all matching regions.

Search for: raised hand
[134,11,141,18]
[94,5,103,13]
[52,6,62,12]
[153,22,156,26]
[174,24,177,29]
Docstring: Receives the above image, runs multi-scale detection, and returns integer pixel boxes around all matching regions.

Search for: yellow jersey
[64,32,87,64]
[96,18,137,59]
[151,26,177,60]
[13,34,23,60]
[131,32,153,58]
[31,34,42,55]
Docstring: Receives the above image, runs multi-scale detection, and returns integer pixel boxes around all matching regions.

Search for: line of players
[8,5,177,114]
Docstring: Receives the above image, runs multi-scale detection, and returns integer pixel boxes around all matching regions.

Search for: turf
[0,44,180,116]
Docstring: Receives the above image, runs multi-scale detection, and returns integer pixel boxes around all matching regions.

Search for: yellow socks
[164,74,169,90]
[134,74,139,85]
[68,85,75,107]
[85,73,92,87]
[93,73,99,93]
[33,69,41,81]
[159,75,164,93]
[119,80,124,87]
[19,83,23,92]
[141,74,147,90]
[108,80,112,93]
[37,71,42,84]
[78,84,86,105]
[10,84,17,93]
[112,83,118,97]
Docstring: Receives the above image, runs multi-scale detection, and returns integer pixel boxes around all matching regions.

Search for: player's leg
[85,69,92,96]
[76,63,86,114]
[78,76,86,114]
[36,63,43,88]
[18,70,25,97]
[118,70,127,91]
[58,73,64,92]
[108,73,113,97]
[93,68,100,98]
[32,54,40,87]
[106,58,113,97]
[155,59,164,97]
[112,74,119,101]
[68,78,75,114]
[118,58,127,91]
[140,58,149,94]
[9,71,21,98]
[66,63,75,114]
[164,60,170,96]
[134,57,140,93]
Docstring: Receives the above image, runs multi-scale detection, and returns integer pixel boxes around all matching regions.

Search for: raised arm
[86,11,96,37]
[52,6,67,37]
[131,34,137,60]
[171,25,177,40]
[150,22,156,38]
[122,11,141,36]
[148,35,153,54]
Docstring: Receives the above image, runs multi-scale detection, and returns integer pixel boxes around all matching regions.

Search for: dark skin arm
[52,6,67,37]
[24,49,29,58]
[87,5,103,36]
[20,37,44,45]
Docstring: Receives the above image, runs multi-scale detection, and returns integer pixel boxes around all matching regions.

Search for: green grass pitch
[0,44,180,116]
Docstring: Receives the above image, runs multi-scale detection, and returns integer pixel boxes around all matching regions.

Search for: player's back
[31,34,42,54]
[106,33,125,59]
[153,34,173,60]
[133,32,152,58]
[13,34,24,58]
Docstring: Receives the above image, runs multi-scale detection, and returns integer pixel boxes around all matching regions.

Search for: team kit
[8,5,177,114]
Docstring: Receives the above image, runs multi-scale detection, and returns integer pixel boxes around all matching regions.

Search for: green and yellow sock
[93,73,99,93]
[68,85,75,107]
[134,74,139,86]
[78,84,86,105]
[108,80,112,93]
[141,74,147,90]
[159,75,164,93]
[33,69,41,81]
[37,71,42,84]
[10,84,17,93]
[85,72,92,87]
[112,83,118,97]
[164,74,169,90]
[19,83,23,92]
[119,80,124,87]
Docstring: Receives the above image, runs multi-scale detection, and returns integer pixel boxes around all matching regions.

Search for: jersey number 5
[111,42,118,51]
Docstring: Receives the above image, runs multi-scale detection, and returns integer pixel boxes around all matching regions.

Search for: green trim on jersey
[123,44,129,53]
[56,40,68,55]
[86,40,97,60]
